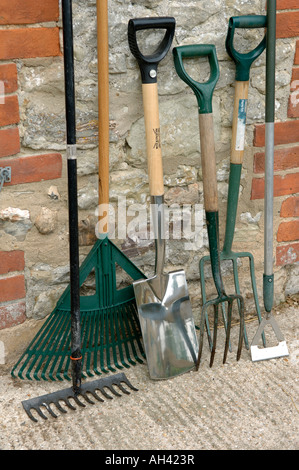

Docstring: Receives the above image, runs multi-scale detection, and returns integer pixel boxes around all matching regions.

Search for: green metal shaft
[206,211,225,297]
[222,163,242,256]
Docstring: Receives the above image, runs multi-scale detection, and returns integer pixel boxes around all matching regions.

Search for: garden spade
[128,17,198,380]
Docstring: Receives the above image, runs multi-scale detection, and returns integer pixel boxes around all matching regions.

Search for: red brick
[0,301,26,330]
[280,196,299,217]
[295,41,299,65]
[254,121,299,147]
[291,68,299,91]
[254,146,299,173]
[278,0,299,8]
[276,242,299,265]
[0,95,19,127]
[0,251,24,275]
[277,0,299,9]
[0,128,20,158]
[0,275,25,303]
[0,0,59,25]
[277,11,299,38]
[288,93,299,117]
[251,173,299,199]
[0,28,60,60]
[0,63,18,94]
[0,153,62,186]
[277,220,299,242]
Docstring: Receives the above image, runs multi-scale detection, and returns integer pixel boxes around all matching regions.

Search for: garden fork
[173,44,245,367]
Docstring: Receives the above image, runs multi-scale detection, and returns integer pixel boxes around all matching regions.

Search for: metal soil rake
[173,45,245,367]
[18,0,138,423]
[11,0,146,383]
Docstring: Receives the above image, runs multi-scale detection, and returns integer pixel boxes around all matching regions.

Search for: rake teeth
[22,372,138,423]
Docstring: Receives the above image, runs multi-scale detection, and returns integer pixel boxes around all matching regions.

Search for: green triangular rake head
[250,313,289,362]
[11,237,147,381]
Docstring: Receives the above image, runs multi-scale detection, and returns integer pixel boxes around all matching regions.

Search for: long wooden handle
[142,83,164,197]
[97,0,109,234]
[97,0,109,208]
[199,113,218,212]
[231,80,249,164]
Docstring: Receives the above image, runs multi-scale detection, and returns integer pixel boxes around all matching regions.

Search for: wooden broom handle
[231,80,249,164]
[97,0,109,208]
[199,113,218,212]
[142,83,164,197]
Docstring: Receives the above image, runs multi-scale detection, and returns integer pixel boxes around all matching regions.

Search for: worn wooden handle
[142,83,164,197]
[97,0,109,207]
[231,80,249,164]
[97,0,109,233]
[199,113,218,212]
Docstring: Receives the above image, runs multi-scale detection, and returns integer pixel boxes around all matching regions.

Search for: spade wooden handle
[142,83,164,197]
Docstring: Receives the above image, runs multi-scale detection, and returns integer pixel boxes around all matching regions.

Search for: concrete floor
[0,296,298,451]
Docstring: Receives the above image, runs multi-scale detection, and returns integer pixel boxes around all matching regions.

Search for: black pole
[61,0,82,393]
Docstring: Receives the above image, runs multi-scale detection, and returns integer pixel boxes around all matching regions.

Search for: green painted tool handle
[226,15,266,81]
[173,44,219,114]
[222,162,242,256]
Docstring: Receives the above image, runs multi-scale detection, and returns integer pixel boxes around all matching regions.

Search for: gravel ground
[0,297,298,451]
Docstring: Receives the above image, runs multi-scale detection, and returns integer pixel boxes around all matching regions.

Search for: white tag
[235,99,247,151]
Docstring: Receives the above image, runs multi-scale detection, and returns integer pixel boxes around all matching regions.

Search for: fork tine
[231,257,249,349]
[236,295,245,361]
[223,299,233,364]
[210,304,219,367]
[196,303,207,370]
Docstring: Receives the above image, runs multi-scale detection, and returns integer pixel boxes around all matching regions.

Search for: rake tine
[55,401,68,414]
[107,385,122,398]
[72,395,87,408]
[34,406,49,421]
[80,393,96,405]
[90,391,105,403]
[63,398,76,410]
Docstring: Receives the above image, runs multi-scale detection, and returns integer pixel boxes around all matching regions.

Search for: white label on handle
[235,99,247,151]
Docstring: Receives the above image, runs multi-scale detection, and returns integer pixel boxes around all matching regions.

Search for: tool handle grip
[173,44,219,114]
[199,113,218,212]
[226,15,266,81]
[231,80,249,164]
[128,17,175,84]
[142,83,164,197]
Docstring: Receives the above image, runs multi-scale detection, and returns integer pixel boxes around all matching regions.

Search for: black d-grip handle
[128,17,175,84]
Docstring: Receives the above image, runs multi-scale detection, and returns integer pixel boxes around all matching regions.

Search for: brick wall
[0,0,61,329]
[251,2,299,267]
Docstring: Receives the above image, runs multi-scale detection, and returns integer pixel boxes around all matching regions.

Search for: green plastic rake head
[11,238,146,381]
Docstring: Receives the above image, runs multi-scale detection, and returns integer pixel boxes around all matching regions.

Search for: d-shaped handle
[128,17,175,84]
[226,15,266,81]
[173,44,219,114]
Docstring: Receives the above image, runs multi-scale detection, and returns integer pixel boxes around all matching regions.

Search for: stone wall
[0,0,298,331]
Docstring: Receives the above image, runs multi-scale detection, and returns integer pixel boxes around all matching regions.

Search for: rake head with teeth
[22,372,138,423]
